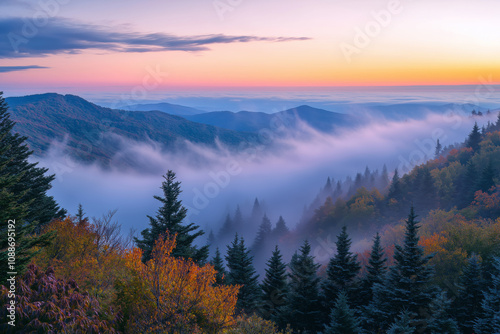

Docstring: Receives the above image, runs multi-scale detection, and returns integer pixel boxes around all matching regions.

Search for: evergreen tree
[454,254,484,334]
[135,170,208,264]
[251,214,272,253]
[427,291,459,334]
[0,92,64,285]
[260,246,288,322]
[272,216,289,239]
[218,214,233,239]
[323,177,333,197]
[233,205,244,230]
[388,169,402,202]
[210,247,226,286]
[359,232,387,305]
[458,161,478,208]
[322,226,361,312]
[435,139,442,159]
[387,310,415,334]
[467,122,482,152]
[477,160,496,193]
[474,257,500,334]
[324,290,362,334]
[281,240,322,333]
[368,207,435,332]
[416,167,437,210]
[333,180,343,199]
[225,234,260,313]
[75,203,87,224]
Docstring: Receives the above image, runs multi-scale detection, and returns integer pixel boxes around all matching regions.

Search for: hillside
[121,102,204,116]
[6,93,258,166]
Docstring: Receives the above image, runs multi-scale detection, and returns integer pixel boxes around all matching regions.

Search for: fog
[36,107,497,252]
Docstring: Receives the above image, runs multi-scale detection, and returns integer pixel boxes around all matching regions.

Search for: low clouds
[0,17,311,58]
[0,65,49,72]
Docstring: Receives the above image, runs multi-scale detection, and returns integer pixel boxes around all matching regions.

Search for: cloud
[0,17,311,58]
[0,65,49,73]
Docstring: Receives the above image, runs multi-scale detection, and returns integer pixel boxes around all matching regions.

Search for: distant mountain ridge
[184,105,359,133]
[6,93,258,166]
[122,102,204,116]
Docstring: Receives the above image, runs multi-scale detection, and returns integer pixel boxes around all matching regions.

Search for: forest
[1,90,500,333]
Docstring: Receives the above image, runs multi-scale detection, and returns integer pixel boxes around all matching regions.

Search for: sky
[1,0,500,93]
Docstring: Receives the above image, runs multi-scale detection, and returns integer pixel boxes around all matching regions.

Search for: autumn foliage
[116,233,240,333]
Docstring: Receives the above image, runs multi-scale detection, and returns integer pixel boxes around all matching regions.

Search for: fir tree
[416,167,437,210]
[225,234,260,313]
[474,257,500,334]
[454,254,484,334]
[0,92,64,285]
[324,290,362,334]
[135,170,208,264]
[458,161,478,208]
[233,205,244,230]
[368,207,435,332]
[388,169,402,202]
[467,122,482,152]
[477,160,496,193]
[387,310,415,334]
[435,139,442,159]
[210,247,226,285]
[281,240,322,333]
[75,204,87,224]
[380,164,390,190]
[251,214,272,253]
[260,246,288,322]
[322,226,361,312]
[272,216,289,239]
[427,291,459,334]
[359,232,387,305]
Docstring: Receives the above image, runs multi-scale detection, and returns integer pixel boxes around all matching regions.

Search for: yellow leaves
[122,232,240,333]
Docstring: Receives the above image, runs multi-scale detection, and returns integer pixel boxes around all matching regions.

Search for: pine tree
[0,92,64,285]
[467,122,482,152]
[135,170,208,264]
[251,214,272,253]
[458,161,478,208]
[260,246,288,322]
[281,240,322,333]
[368,207,435,332]
[210,247,226,285]
[387,310,415,334]
[435,139,442,159]
[477,160,496,193]
[75,203,87,224]
[416,167,437,210]
[233,205,244,230]
[359,232,387,305]
[225,234,260,313]
[427,291,459,334]
[272,216,289,240]
[388,169,402,202]
[322,226,361,313]
[454,254,484,334]
[380,164,390,190]
[324,290,362,334]
[474,257,500,334]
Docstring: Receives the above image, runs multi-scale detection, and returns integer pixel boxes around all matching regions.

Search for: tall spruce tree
[281,240,322,333]
[322,226,361,312]
[260,246,288,322]
[0,92,64,285]
[477,160,496,193]
[388,169,402,202]
[324,290,362,334]
[474,257,500,334]
[427,291,459,334]
[367,207,435,332]
[225,234,260,313]
[467,122,482,152]
[359,232,387,306]
[454,254,484,334]
[210,247,226,285]
[458,161,478,208]
[251,214,272,253]
[272,216,289,240]
[435,139,442,159]
[135,170,208,264]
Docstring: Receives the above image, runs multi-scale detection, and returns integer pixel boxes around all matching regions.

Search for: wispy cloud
[0,65,49,73]
[0,17,311,58]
